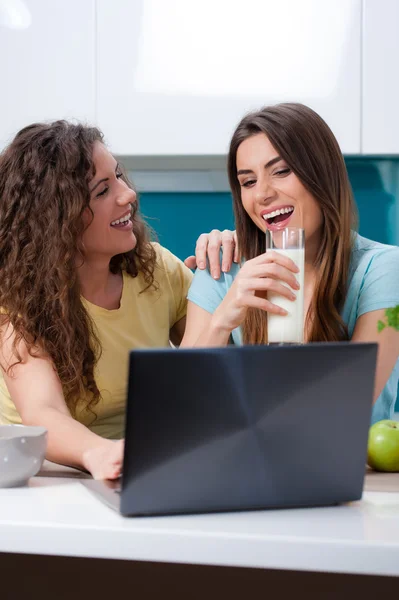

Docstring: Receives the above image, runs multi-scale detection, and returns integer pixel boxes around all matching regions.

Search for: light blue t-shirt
[188,233,399,425]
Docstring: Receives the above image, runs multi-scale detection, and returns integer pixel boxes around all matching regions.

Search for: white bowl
[0,425,47,487]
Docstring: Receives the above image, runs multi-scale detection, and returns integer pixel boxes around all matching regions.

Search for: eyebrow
[237,155,282,176]
[90,163,120,193]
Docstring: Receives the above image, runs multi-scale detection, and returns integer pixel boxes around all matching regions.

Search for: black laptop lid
[121,343,377,516]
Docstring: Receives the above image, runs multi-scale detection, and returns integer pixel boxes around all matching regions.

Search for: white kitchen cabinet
[362,0,399,154]
[97,0,361,156]
[0,0,95,150]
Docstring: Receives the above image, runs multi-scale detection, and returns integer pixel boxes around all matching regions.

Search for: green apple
[368,420,399,472]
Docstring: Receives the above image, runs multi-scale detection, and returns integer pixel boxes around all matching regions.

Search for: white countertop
[2,472,399,577]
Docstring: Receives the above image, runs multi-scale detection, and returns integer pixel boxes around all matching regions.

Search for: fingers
[93,465,122,481]
[221,230,235,273]
[233,230,240,263]
[195,233,211,270]
[250,250,300,273]
[246,263,300,291]
[184,256,197,270]
[247,278,297,301]
[193,229,239,277]
[86,439,125,480]
[244,294,288,315]
[206,230,223,280]
[236,273,296,301]
[106,445,124,479]
[111,439,124,464]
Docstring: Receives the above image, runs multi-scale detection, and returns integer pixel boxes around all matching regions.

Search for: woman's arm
[351,308,399,403]
[0,321,122,479]
[350,248,399,404]
[180,302,231,347]
[169,316,186,346]
[181,252,299,348]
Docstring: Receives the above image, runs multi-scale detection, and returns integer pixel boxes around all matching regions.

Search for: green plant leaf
[385,306,399,331]
[377,320,386,332]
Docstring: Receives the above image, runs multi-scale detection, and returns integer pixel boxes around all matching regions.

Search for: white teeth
[111,213,131,226]
[262,206,294,221]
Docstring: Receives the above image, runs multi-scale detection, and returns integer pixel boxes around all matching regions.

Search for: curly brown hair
[0,120,156,416]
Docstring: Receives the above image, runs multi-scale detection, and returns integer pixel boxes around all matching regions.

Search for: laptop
[83,342,377,516]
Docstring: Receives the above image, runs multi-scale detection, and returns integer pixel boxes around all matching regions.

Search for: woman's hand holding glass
[211,251,300,334]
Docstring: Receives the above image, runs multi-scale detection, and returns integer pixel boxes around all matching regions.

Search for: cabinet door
[97,0,361,156]
[363,0,399,154]
[0,0,95,150]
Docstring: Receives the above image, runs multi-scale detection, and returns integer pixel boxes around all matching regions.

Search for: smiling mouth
[110,213,131,228]
[262,206,294,226]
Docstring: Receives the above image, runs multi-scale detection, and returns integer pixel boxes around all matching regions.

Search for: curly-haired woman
[0,121,234,479]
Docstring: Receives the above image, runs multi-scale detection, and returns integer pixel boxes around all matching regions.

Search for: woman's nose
[255,181,277,204]
[117,187,136,206]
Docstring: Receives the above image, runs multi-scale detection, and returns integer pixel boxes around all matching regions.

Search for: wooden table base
[0,552,398,600]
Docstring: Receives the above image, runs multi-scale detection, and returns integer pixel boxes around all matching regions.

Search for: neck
[78,256,117,302]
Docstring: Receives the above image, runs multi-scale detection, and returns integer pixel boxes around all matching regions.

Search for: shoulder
[350,233,399,277]
[150,244,193,314]
[151,242,193,279]
[351,232,399,261]
[188,261,241,314]
[346,233,399,316]
[191,260,241,292]
[122,243,192,295]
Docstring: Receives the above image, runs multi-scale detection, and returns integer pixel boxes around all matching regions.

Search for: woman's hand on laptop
[82,439,124,480]
[184,229,239,279]
[212,252,300,333]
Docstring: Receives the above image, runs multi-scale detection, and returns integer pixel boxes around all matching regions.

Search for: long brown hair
[0,120,156,415]
[227,103,357,344]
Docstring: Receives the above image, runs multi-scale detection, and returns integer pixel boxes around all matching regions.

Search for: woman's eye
[116,171,123,179]
[96,186,109,198]
[242,180,256,188]
[275,168,291,176]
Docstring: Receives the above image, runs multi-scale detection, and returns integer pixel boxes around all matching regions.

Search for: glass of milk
[266,227,305,345]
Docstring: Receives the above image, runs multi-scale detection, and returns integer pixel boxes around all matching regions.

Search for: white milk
[267,248,305,344]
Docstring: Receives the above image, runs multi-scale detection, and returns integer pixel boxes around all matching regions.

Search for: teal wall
[139,191,234,261]
[139,158,399,261]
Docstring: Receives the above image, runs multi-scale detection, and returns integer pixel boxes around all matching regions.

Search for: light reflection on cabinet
[96,0,361,156]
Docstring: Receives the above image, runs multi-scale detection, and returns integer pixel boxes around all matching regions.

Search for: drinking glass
[265,227,305,345]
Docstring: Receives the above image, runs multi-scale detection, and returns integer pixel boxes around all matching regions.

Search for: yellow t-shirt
[0,243,193,439]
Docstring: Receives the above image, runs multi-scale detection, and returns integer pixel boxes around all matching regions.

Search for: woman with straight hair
[0,120,234,479]
[182,103,399,424]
